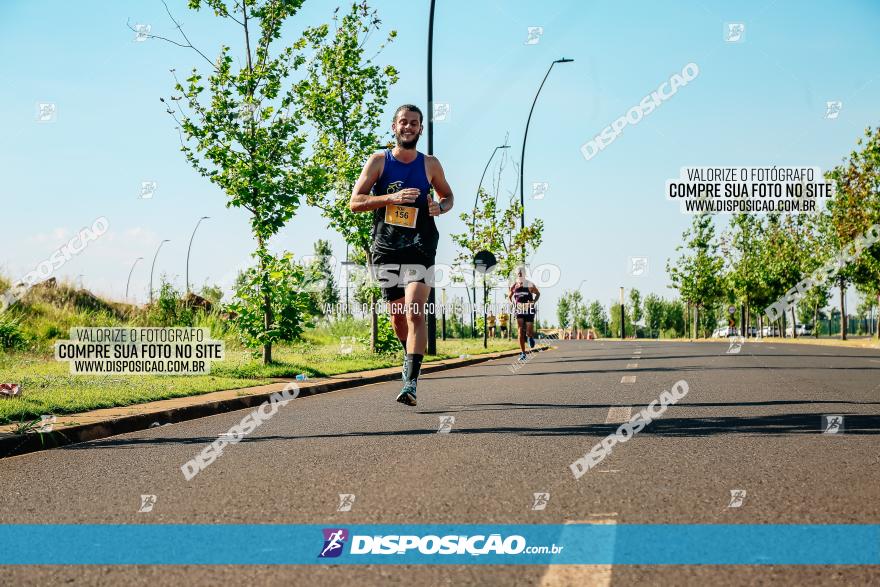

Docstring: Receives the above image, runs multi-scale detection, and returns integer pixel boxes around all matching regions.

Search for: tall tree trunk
[256,237,273,365]
[781,310,786,338]
[686,301,691,338]
[746,299,751,338]
[790,306,798,338]
[839,278,847,340]
[365,249,378,352]
[814,303,819,338]
[694,304,700,339]
[876,293,880,339]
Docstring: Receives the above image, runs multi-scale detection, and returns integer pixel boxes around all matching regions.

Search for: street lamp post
[426,0,437,355]
[126,257,144,301]
[471,144,510,337]
[149,240,170,304]
[441,287,446,341]
[518,57,573,261]
[186,216,210,294]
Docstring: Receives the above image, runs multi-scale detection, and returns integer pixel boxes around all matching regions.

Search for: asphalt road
[1,340,879,586]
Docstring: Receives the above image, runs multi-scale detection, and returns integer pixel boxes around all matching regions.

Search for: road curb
[0,345,550,459]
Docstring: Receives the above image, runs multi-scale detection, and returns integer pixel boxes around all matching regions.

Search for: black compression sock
[404,353,423,382]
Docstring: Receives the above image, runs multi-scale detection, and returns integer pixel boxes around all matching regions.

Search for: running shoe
[396,380,417,406]
[528,337,535,349]
[519,352,527,361]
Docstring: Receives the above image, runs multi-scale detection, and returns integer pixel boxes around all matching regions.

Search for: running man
[509,268,540,361]
[350,104,454,406]
[498,312,509,338]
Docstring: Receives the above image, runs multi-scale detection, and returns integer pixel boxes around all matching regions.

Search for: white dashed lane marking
[538,519,617,587]
[605,406,632,423]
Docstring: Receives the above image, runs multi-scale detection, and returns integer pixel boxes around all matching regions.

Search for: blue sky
[2,0,879,319]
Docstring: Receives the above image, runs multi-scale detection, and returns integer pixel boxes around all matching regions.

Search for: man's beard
[395,132,419,149]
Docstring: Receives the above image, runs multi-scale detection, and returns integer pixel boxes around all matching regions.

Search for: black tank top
[370,149,439,257]
[512,283,534,313]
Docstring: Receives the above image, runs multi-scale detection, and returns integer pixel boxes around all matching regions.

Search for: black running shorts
[371,247,436,302]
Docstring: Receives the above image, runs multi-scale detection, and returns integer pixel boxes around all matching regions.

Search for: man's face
[392,110,422,149]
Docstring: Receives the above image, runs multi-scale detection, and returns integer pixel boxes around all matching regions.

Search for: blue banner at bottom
[0,524,877,565]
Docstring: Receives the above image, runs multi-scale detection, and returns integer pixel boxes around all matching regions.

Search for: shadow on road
[61,412,880,451]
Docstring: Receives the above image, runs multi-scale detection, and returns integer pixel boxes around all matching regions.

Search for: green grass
[0,279,518,424]
[0,338,518,424]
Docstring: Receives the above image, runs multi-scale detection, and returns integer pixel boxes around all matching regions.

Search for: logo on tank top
[387,180,404,194]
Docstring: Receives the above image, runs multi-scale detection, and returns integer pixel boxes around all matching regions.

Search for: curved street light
[149,240,170,304]
[426,0,437,355]
[470,144,510,336]
[186,216,210,294]
[471,144,510,240]
[126,257,144,302]
[519,57,574,261]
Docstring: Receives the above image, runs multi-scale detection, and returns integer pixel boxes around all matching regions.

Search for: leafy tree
[570,291,588,330]
[797,284,829,336]
[451,188,543,292]
[588,300,608,337]
[667,214,725,337]
[295,1,398,350]
[308,239,340,314]
[227,252,319,355]
[628,288,642,327]
[643,293,664,338]
[726,214,767,336]
[198,283,224,305]
[157,0,325,363]
[661,298,686,337]
[827,126,880,338]
[556,292,572,329]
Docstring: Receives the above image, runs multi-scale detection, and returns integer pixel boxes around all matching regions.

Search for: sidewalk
[0,345,550,459]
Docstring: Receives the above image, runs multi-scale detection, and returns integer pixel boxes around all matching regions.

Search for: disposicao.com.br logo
[318,528,562,558]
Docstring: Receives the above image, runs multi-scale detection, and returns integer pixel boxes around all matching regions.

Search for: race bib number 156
[385,204,418,228]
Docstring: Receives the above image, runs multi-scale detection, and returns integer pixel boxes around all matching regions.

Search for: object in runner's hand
[385,204,418,228]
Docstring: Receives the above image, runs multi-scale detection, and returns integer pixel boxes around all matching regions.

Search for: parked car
[712,326,739,338]
[762,325,781,337]
[786,324,812,336]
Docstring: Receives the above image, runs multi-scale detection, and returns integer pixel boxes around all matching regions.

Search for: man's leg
[388,296,408,380]
[517,316,527,359]
[527,316,536,349]
[397,281,431,406]
[389,296,407,347]
[405,281,430,354]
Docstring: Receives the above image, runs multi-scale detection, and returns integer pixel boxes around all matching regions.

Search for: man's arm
[530,285,541,303]
[426,155,454,216]
[350,153,418,212]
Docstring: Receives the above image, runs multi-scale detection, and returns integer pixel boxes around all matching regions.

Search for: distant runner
[499,312,509,338]
[350,104,454,406]
[509,268,540,361]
